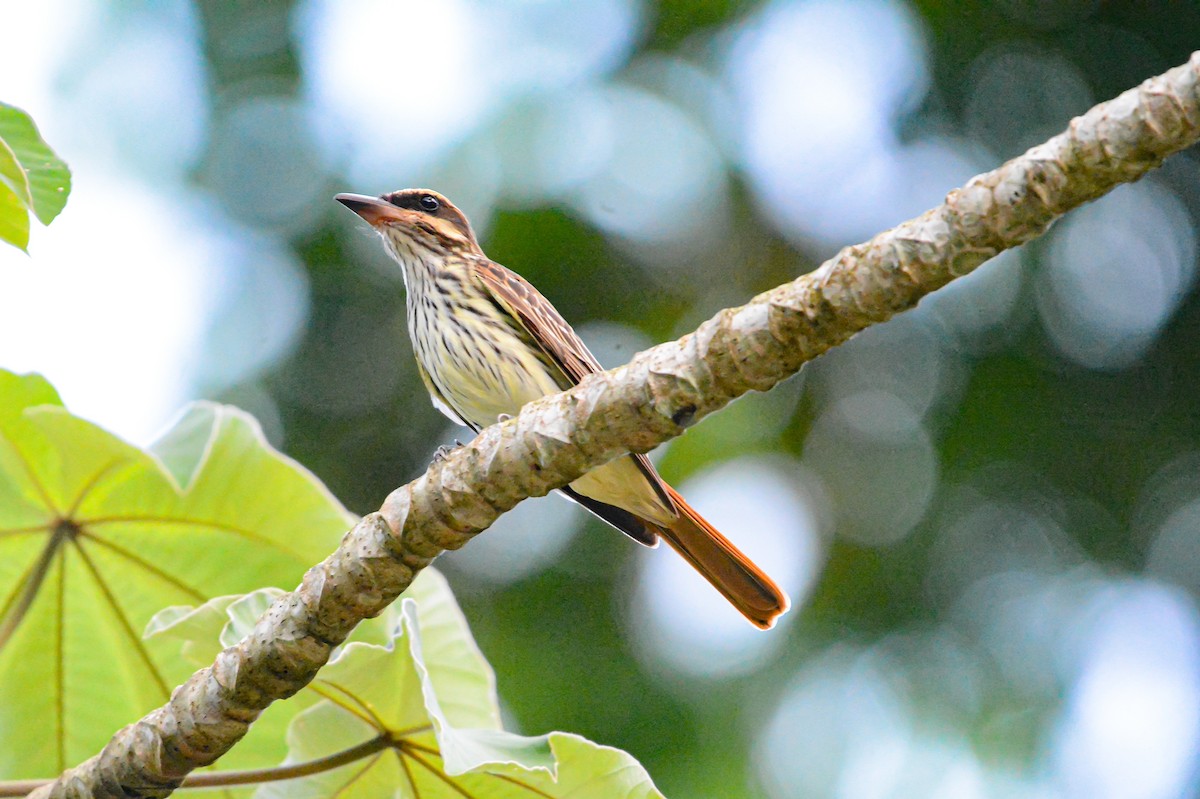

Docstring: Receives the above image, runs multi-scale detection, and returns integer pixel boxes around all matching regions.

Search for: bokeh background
[3,1,1200,797]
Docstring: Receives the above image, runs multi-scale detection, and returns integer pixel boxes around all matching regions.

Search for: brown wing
[472,259,676,517]
[473,260,603,384]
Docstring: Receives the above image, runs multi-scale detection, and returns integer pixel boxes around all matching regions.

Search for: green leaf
[0,370,60,418]
[0,371,354,779]
[143,567,498,779]
[0,135,33,211]
[145,588,288,670]
[0,160,29,252]
[0,102,70,225]
[253,598,665,799]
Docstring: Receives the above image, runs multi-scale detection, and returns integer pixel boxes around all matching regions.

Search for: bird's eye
[419,195,440,212]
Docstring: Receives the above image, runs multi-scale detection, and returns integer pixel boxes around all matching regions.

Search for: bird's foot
[432,440,465,463]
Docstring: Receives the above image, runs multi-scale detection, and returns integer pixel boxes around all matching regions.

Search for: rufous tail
[654,485,790,629]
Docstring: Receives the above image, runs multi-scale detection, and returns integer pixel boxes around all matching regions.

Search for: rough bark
[31,52,1200,799]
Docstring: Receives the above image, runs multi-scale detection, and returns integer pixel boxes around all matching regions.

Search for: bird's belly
[442,359,553,424]
[410,301,674,526]
[414,307,561,426]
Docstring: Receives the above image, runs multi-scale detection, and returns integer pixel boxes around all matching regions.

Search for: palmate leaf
[149,570,663,798]
[258,599,664,799]
[0,370,354,779]
[143,568,498,782]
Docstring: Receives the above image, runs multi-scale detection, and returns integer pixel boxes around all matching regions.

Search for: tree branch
[31,52,1200,799]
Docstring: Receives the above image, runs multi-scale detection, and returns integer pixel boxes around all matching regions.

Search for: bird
[335,188,789,629]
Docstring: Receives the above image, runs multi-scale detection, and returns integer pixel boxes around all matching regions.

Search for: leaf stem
[181,733,392,787]
[0,734,393,796]
[0,521,68,654]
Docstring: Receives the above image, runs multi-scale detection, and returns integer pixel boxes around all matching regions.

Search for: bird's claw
[432,440,464,463]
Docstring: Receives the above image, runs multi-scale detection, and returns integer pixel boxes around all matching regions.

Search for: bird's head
[335,189,481,262]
